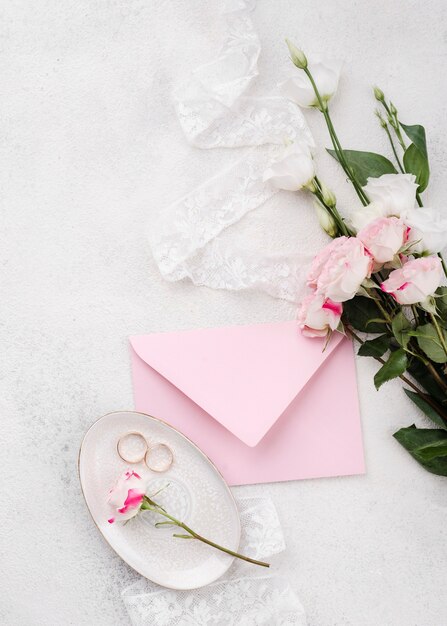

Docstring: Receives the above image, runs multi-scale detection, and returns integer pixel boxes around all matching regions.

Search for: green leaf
[391,311,412,349]
[358,334,389,358]
[374,348,408,390]
[327,149,397,186]
[404,389,447,430]
[409,323,447,364]
[407,358,446,405]
[393,425,447,476]
[343,297,386,333]
[400,123,428,159]
[403,143,430,192]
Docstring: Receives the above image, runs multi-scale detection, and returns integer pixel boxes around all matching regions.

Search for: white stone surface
[1,1,446,624]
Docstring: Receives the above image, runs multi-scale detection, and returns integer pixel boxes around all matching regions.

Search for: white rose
[403,207,447,254]
[363,173,418,217]
[107,470,147,523]
[280,56,342,108]
[349,201,388,231]
[263,141,315,191]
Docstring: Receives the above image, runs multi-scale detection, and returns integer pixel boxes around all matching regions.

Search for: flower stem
[141,497,270,568]
[380,100,407,151]
[312,177,352,237]
[367,290,392,324]
[438,252,447,278]
[425,359,447,394]
[383,124,405,174]
[303,67,369,206]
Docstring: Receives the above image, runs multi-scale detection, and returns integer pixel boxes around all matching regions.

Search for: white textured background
[1,1,446,624]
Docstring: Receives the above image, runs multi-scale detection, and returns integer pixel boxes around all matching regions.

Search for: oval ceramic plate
[79,411,241,589]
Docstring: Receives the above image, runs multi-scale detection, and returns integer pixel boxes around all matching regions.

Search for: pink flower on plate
[107,470,147,523]
[357,216,408,266]
[298,292,343,338]
[307,236,373,302]
[380,256,442,305]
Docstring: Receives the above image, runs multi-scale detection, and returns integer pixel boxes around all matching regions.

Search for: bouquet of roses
[265,40,447,476]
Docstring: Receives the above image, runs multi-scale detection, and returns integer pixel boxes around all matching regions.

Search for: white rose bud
[314,201,338,238]
[285,39,307,69]
[319,180,337,208]
[373,86,385,102]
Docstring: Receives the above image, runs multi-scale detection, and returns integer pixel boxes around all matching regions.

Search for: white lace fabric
[122,497,307,626]
[149,0,314,303]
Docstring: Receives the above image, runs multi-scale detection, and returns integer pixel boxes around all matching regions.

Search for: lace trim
[149,0,313,302]
[122,496,307,625]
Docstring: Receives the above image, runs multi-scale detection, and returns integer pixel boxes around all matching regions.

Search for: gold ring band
[144,443,174,473]
[117,431,148,464]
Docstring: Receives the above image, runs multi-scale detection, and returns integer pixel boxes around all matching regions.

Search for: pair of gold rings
[117,431,174,473]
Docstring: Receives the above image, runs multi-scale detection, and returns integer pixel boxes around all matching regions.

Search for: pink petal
[108,517,115,524]
[397,282,410,291]
[322,299,342,315]
[118,488,144,514]
[125,470,141,481]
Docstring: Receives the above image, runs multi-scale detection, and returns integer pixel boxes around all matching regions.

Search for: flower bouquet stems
[267,41,447,476]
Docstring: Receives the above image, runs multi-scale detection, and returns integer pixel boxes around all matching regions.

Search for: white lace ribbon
[122,496,307,626]
[149,0,314,302]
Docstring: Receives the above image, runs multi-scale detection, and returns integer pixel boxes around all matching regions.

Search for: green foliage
[358,334,389,358]
[327,149,397,186]
[404,389,447,430]
[400,123,428,159]
[403,143,430,192]
[409,323,447,364]
[400,122,429,192]
[391,311,411,349]
[407,358,446,405]
[374,349,408,390]
[343,296,385,333]
[393,425,447,476]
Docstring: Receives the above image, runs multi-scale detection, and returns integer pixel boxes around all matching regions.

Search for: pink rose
[380,256,442,305]
[298,292,343,338]
[307,236,373,302]
[107,470,147,523]
[357,216,408,265]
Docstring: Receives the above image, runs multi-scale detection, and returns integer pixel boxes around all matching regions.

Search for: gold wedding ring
[144,443,174,473]
[117,431,148,464]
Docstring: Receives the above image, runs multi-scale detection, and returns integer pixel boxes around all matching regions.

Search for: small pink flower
[357,216,408,265]
[380,256,442,305]
[107,470,147,523]
[298,292,343,338]
[307,236,372,302]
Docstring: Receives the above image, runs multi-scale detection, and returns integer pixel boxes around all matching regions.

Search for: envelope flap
[130,321,343,447]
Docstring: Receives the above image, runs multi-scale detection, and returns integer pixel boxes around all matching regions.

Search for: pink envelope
[129,321,365,485]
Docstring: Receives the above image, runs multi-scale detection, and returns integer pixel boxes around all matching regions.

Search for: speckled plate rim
[78,410,242,589]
